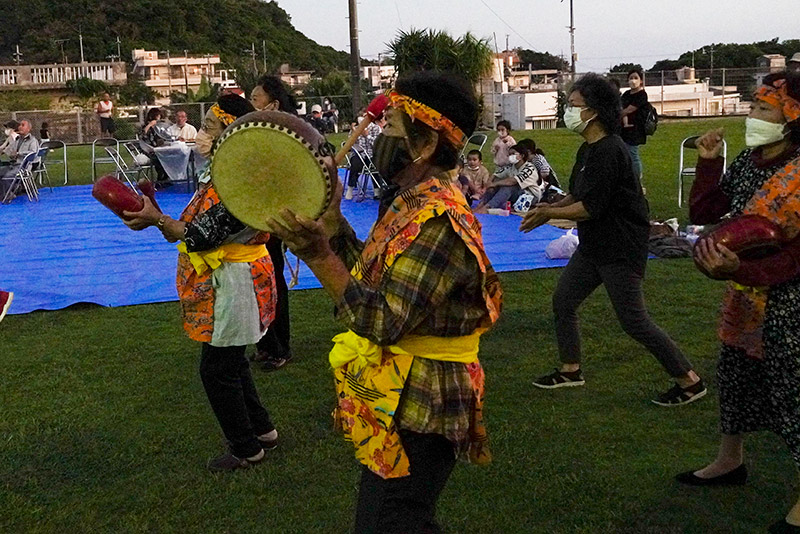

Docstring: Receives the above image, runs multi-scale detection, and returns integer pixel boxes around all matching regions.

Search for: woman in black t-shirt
[518,73,705,406]
[620,68,649,183]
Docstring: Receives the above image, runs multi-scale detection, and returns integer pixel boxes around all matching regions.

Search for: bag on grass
[513,193,536,213]
[545,229,579,259]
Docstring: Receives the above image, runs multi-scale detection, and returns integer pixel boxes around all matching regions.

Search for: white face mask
[564,105,592,134]
[745,117,788,147]
[508,154,519,164]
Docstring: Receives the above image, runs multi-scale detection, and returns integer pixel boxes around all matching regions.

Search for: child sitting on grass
[463,149,491,202]
[475,142,542,213]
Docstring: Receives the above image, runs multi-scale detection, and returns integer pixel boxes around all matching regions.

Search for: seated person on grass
[475,143,541,213]
[463,149,492,202]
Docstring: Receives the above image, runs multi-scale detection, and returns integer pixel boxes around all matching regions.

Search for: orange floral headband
[755,78,800,123]
[209,104,238,127]
[388,91,467,149]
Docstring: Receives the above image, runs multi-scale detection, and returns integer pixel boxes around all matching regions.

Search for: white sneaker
[345,186,354,200]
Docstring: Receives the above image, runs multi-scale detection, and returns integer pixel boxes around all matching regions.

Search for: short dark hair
[570,73,621,134]
[627,68,644,81]
[145,107,161,122]
[4,120,19,130]
[496,120,511,132]
[467,149,482,160]
[511,141,533,161]
[395,70,478,170]
[763,71,800,143]
[217,94,255,119]
[257,75,299,116]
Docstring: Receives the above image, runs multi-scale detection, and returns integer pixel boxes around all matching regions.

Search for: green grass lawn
[6,118,787,534]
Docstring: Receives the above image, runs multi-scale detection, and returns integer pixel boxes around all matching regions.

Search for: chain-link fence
[2,67,777,143]
[569,67,766,117]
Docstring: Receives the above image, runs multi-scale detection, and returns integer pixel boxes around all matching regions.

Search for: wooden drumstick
[334,94,390,165]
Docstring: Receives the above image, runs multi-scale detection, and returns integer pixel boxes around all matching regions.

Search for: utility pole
[184,49,190,94]
[12,45,22,66]
[55,39,69,64]
[568,0,576,74]
[250,43,257,72]
[115,36,122,62]
[165,50,172,94]
[262,40,267,72]
[78,27,85,63]
[347,0,363,115]
[506,34,510,52]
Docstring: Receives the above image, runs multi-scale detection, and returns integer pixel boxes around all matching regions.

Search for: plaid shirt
[330,213,492,446]
[331,215,489,346]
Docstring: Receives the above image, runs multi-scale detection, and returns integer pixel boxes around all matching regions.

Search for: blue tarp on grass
[0,183,569,315]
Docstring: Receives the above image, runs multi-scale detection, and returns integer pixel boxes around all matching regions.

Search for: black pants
[199,343,274,458]
[348,151,366,188]
[255,236,291,358]
[553,249,693,378]
[354,431,456,534]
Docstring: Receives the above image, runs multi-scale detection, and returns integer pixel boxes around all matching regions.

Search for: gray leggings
[553,249,693,378]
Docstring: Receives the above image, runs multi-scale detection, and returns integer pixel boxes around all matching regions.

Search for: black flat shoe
[675,464,747,486]
[769,519,800,533]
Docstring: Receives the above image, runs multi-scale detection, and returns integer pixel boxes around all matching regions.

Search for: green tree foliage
[610,63,643,73]
[117,73,157,105]
[650,38,800,71]
[304,71,369,123]
[516,49,570,71]
[65,78,109,99]
[169,75,220,103]
[0,90,51,111]
[3,0,348,75]
[388,29,493,85]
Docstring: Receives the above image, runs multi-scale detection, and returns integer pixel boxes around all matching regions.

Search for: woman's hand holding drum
[693,237,740,279]
[123,196,162,231]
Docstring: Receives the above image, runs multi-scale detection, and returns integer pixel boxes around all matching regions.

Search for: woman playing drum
[267,71,502,533]
[123,94,280,472]
[678,72,800,534]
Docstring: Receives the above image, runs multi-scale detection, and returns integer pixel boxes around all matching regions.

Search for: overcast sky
[277,0,798,71]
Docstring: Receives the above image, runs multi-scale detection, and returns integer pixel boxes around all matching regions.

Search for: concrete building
[0,61,126,90]
[131,49,230,99]
[362,65,396,90]
[278,63,313,87]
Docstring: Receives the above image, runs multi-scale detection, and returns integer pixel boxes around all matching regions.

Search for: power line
[477,0,539,52]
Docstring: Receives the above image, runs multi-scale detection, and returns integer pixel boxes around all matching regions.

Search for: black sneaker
[207,449,265,472]
[258,434,278,451]
[652,379,707,407]
[260,352,293,372]
[532,368,585,389]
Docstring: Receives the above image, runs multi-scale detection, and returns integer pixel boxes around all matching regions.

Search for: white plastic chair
[678,135,727,207]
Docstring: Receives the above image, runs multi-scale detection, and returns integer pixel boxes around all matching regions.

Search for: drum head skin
[211,110,336,231]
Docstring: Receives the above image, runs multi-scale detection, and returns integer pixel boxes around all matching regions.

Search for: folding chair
[104,146,138,189]
[2,152,39,203]
[460,133,488,160]
[123,141,154,181]
[92,138,120,181]
[31,146,54,192]
[39,140,68,185]
[678,135,727,207]
[350,149,387,201]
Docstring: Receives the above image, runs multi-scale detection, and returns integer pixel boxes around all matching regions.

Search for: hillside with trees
[649,38,800,71]
[1,0,348,75]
